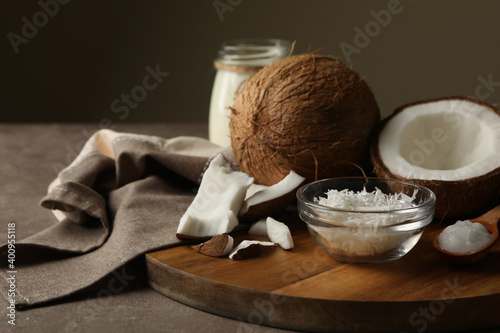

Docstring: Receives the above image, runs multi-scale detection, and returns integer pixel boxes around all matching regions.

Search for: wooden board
[146,217,500,332]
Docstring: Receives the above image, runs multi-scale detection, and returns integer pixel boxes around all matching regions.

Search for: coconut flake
[314,187,415,228]
[315,187,415,211]
[310,187,418,256]
[308,223,412,257]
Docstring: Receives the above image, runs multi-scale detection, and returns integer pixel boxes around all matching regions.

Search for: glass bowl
[296,177,436,263]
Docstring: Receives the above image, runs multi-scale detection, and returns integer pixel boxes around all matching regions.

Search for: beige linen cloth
[0,129,231,309]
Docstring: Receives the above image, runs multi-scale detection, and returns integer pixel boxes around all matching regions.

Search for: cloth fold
[0,129,230,308]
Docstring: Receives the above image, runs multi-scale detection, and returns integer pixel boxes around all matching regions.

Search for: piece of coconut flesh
[248,219,268,236]
[267,217,294,250]
[378,99,500,181]
[176,154,253,238]
[239,170,305,216]
[229,240,276,260]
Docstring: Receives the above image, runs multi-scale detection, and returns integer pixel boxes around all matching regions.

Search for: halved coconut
[371,96,500,219]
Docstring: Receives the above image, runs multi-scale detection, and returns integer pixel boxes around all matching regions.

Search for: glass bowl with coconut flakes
[297,177,436,263]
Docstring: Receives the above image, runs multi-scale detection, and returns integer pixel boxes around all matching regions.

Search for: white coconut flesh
[378,99,500,181]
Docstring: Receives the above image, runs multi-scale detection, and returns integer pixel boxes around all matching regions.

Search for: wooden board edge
[145,253,500,332]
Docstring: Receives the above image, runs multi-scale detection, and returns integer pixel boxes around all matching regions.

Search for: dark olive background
[3,0,500,123]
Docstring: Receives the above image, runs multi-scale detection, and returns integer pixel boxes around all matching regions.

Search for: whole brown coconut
[229,54,380,186]
[370,96,500,220]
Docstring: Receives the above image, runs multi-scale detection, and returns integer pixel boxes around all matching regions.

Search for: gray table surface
[0,123,294,333]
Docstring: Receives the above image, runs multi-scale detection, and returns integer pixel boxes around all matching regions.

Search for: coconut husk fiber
[230,54,380,186]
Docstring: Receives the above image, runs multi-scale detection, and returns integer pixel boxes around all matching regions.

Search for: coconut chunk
[228,240,276,260]
[191,234,234,257]
[176,154,253,239]
[239,170,305,222]
[248,219,268,236]
[266,217,294,250]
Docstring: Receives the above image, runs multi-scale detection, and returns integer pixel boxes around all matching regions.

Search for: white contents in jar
[209,70,253,147]
[438,220,494,254]
[208,39,292,147]
[310,187,418,257]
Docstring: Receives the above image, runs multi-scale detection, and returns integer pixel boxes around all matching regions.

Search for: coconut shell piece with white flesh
[239,170,305,223]
[191,234,234,257]
[176,153,253,239]
[228,240,277,260]
[230,54,380,186]
[371,96,500,219]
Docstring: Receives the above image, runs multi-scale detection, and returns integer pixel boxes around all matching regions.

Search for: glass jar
[208,38,292,147]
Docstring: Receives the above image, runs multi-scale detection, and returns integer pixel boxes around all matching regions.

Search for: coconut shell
[191,234,230,257]
[230,54,380,186]
[228,241,276,260]
[238,186,299,223]
[370,96,500,220]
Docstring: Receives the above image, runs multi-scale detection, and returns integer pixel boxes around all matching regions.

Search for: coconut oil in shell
[209,39,291,147]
